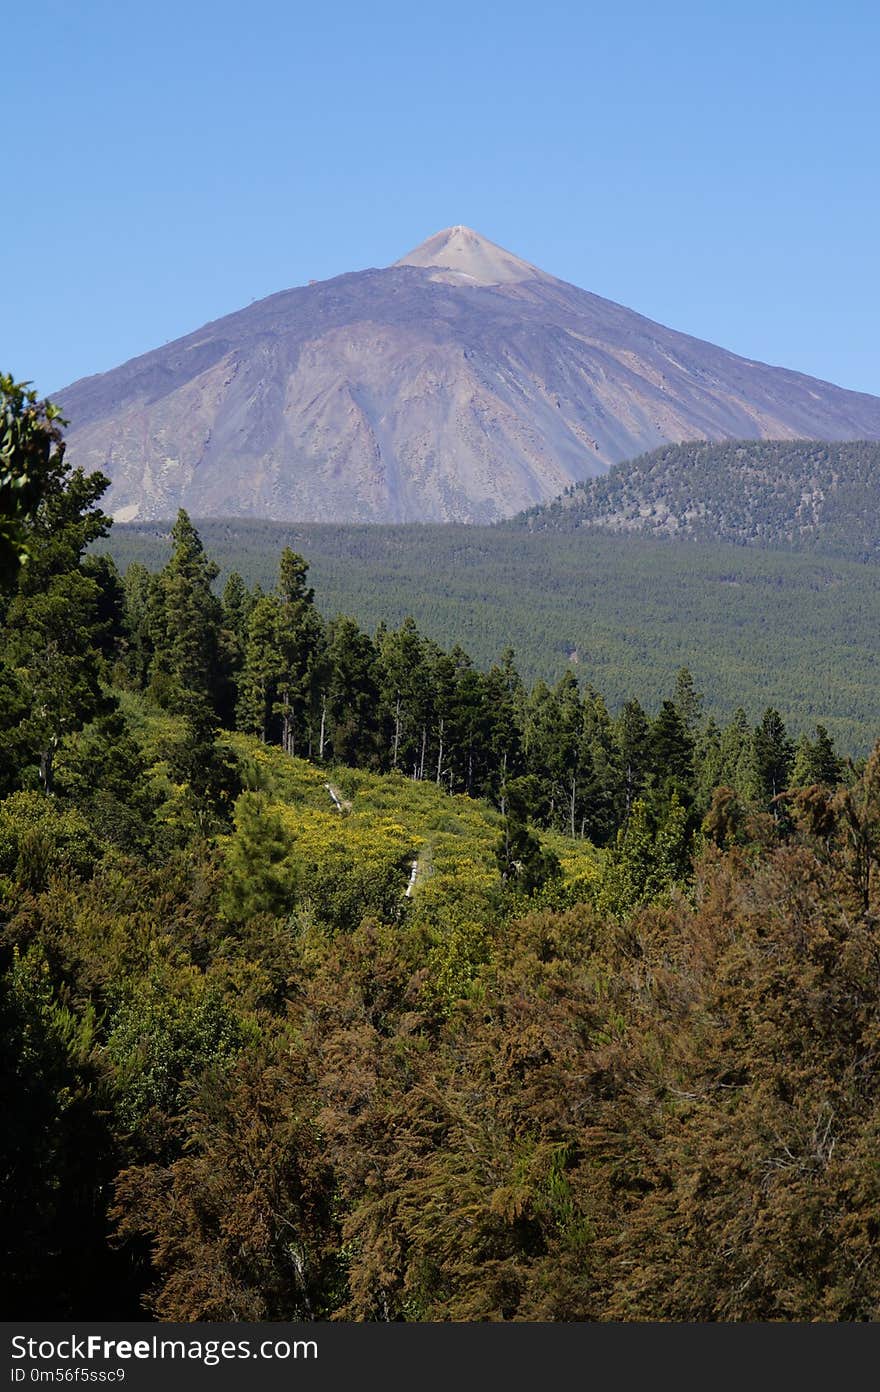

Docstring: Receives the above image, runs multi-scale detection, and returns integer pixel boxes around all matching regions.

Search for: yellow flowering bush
[225,734,599,933]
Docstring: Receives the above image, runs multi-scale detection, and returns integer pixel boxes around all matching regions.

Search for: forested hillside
[5,377,880,1322]
[511,439,880,559]
[102,517,880,752]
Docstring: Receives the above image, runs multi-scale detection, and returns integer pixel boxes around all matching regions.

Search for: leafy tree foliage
[112,1051,340,1320]
[0,376,71,585]
[0,388,112,791]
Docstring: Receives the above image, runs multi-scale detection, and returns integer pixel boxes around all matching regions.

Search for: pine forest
[3,377,880,1322]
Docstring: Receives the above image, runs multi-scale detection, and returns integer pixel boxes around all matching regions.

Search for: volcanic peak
[394,225,551,287]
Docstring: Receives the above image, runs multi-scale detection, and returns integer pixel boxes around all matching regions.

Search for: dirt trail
[404,859,419,898]
[404,845,434,898]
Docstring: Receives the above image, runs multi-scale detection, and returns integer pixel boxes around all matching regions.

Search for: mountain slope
[57,227,880,524]
[510,438,880,560]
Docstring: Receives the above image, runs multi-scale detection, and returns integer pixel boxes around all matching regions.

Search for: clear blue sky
[4,0,879,397]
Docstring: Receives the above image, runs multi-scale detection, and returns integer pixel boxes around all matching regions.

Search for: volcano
[56,227,880,523]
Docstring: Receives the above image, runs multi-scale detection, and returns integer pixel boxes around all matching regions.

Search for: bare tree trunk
[39,743,54,794]
[392,695,402,770]
[319,693,327,760]
[436,717,444,785]
[419,726,427,781]
[280,686,294,756]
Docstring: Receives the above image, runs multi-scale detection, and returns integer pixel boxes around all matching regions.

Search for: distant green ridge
[509,439,880,561]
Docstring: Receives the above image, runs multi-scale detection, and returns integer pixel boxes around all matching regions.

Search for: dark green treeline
[101,516,880,754]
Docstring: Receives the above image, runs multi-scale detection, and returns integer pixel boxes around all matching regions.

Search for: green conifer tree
[236,595,283,742]
[495,778,561,894]
[672,666,704,736]
[615,698,652,817]
[324,616,380,767]
[717,708,756,799]
[648,700,695,813]
[752,707,795,807]
[220,792,297,924]
[378,618,430,773]
[0,407,113,792]
[149,511,223,717]
[791,724,842,788]
[274,550,326,758]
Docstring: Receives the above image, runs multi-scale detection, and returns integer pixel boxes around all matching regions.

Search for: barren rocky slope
[57,226,880,523]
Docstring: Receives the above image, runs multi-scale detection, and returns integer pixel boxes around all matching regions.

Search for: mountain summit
[56,229,880,524]
[394,225,551,286]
